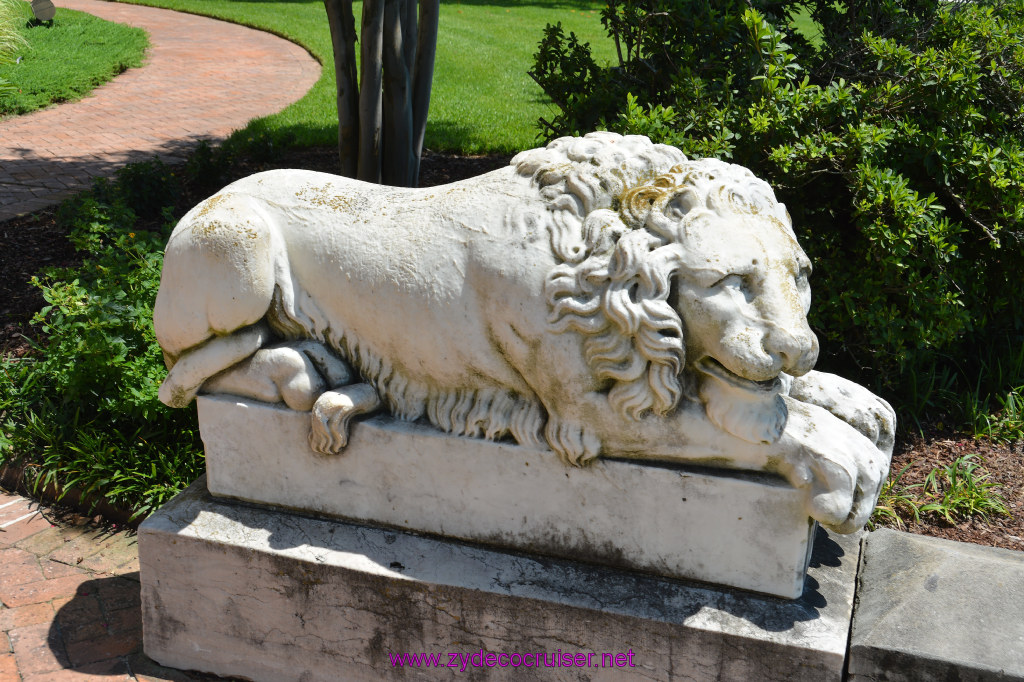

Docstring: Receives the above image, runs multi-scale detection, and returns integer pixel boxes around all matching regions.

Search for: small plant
[106,158,179,219]
[916,454,1011,524]
[870,464,921,530]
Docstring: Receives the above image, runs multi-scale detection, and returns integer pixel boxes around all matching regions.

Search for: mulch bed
[1,145,1020,550]
[887,431,1024,551]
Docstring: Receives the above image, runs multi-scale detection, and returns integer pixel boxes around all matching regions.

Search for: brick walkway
[0,0,322,221]
[0,487,228,681]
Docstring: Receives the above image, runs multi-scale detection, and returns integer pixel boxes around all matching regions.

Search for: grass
[870,464,921,530]
[872,454,1011,529]
[111,0,616,153]
[0,3,148,116]
[1,0,28,98]
[917,455,1011,525]
[900,339,1024,443]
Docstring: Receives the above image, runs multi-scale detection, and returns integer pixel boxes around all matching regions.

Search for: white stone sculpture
[154,132,894,534]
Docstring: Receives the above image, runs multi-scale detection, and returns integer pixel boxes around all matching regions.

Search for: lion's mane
[524,133,794,437]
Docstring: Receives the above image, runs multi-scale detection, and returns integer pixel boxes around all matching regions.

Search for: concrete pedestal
[139,478,861,682]
[198,395,817,598]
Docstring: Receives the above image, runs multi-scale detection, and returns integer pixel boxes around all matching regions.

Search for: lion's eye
[712,274,745,290]
[710,273,756,303]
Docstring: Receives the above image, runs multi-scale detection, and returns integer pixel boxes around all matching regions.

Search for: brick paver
[0,490,229,680]
[0,0,322,221]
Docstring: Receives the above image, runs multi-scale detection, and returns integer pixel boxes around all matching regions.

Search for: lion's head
[515,133,819,453]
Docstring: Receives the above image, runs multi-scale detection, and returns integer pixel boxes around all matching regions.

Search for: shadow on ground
[48,574,237,681]
[0,137,217,222]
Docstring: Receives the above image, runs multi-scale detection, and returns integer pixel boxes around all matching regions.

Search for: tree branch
[943,187,1000,244]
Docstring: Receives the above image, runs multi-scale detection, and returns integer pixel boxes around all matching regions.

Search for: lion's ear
[664,188,700,221]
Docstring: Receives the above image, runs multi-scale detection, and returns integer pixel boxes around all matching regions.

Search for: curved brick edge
[0,0,322,221]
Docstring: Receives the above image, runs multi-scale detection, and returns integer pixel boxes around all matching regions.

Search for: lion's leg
[155,192,291,408]
[309,384,382,455]
[544,415,602,466]
[154,192,280,363]
[202,341,355,412]
[786,370,896,454]
[159,323,272,408]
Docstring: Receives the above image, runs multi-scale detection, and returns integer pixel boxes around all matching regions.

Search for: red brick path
[0,488,223,681]
[0,0,322,221]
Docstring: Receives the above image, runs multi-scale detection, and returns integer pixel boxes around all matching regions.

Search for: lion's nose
[764,323,818,376]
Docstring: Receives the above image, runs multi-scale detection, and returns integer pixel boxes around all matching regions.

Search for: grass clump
[0,4,148,116]
[917,455,1011,525]
[0,0,28,98]
[872,454,1011,529]
[0,161,202,518]
[870,464,922,530]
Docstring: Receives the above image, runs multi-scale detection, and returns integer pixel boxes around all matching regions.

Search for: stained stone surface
[848,529,1024,681]
[199,395,817,599]
[139,478,862,682]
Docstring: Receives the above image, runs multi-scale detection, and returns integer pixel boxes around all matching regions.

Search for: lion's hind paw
[308,383,382,455]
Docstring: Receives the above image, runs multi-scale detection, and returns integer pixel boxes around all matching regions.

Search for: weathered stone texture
[141,479,861,682]
[848,528,1024,681]
[201,395,817,598]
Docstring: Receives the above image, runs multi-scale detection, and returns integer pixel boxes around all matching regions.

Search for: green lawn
[0,5,148,116]
[114,0,615,153]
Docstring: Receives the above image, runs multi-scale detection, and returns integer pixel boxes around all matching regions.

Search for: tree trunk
[358,0,385,183]
[324,0,438,186]
[411,0,439,184]
[381,0,414,186]
[323,0,359,177]
[401,0,416,76]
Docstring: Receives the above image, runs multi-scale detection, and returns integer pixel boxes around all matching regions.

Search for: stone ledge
[848,528,1024,681]
[139,477,861,682]
[198,395,816,598]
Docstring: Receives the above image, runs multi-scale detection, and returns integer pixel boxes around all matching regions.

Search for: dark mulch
[882,430,1024,551]
[1,145,1020,550]
[0,209,77,358]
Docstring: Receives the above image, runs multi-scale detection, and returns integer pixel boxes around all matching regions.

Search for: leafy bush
[0,163,202,518]
[530,0,1024,418]
[98,158,179,219]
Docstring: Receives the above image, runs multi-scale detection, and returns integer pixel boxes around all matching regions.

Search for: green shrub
[102,158,179,219]
[0,163,202,517]
[530,0,1024,418]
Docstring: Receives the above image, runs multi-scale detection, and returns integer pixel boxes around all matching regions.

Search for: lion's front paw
[308,383,382,455]
[787,371,896,454]
[797,452,885,533]
[778,398,890,533]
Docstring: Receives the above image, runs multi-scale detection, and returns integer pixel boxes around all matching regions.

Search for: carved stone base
[198,395,817,598]
[139,479,861,682]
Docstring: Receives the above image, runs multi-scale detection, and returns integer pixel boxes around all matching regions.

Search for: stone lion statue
[154,132,894,534]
